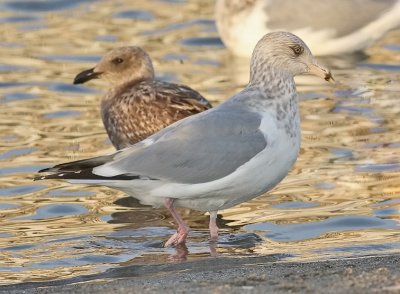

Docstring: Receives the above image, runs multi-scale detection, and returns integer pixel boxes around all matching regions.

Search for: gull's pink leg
[209,211,219,241]
[164,198,189,247]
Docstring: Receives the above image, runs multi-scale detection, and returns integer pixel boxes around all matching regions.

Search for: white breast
[146,112,301,212]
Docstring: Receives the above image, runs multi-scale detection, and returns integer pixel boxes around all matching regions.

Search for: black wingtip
[33,175,44,181]
[37,167,52,173]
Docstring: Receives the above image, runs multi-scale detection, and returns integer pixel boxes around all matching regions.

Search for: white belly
[125,128,300,212]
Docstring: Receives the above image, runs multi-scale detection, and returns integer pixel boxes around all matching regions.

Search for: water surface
[0,0,399,285]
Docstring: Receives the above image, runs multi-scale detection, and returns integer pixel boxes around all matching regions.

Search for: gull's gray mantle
[36,32,333,244]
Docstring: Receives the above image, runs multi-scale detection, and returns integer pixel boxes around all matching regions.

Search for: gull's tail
[34,154,115,181]
[34,152,157,183]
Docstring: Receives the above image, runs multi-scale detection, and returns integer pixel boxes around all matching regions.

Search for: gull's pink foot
[165,225,189,247]
[164,197,190,247]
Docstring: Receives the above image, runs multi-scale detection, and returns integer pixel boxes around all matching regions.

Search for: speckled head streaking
[249,31,333,84]
[74,46,155,87]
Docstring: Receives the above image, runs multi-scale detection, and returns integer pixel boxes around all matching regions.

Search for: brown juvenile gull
[73,46,212,150]
[35,32,333,246]
[216,0,400,57]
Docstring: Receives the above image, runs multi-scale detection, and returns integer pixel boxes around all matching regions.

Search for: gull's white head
[250,31,334,82]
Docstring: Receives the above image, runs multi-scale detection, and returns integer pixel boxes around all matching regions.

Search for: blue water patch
[246,215,399,242]
[40,54,101,63]
[373,198,400,207]
[0,147,36,161]
[0,233,13,238]
[335,90,355,97]
[2,243,35,251]
[194,58,221,67]
[29,254,127,269]
[369,127,386,134]
[0,135,17,141]
[358,63,400,72]
[315,182,336,190]
[42,110,81,119]
[108,227,170,239]
[0,266,22,272]
[47,82,98,94]
[101,215,112,222]
[315,242,400,254]
[96,35,118,42]
[273,201,319,209]
[2,92,37,102]
[18,21,46,31]
[363,142,400,149]
[299,92,324,100]
[0,165,48,175]
[197,19,218,33]
[1,0,95,12]
[155,72,178,83]
[163,53,189,62]
[330,148,353,159]
[15,203,88,220]
[219,233,263,247]
[374,208,398,218]
[355,162,400,173]
[0,42,23,48]
[0,82,29,88]
[47,189,95,197]
[113,10,154,21]
[384,44,400,51]
[0,64,34,72]
[180,37,224,48]
[142,20,217,36]
[332,105,372,114]
[0,15,39,23]
[0,203,19,209]
[0,185,46,196]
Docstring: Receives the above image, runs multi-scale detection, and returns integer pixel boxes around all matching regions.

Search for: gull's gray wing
[95,105,268,184]
[266,0,397,37]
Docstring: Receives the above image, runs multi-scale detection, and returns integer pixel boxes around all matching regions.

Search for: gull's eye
[112,57,124,64]
[290,45,304,56]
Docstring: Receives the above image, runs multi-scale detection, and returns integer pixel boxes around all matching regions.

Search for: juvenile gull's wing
[102,80,212,149]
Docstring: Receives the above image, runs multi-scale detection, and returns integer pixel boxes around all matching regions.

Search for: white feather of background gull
[215,0,400,57]
[35,32,333,247]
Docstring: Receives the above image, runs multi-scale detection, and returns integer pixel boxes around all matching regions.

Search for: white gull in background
[35,32,333,246]
[216,0,400,57]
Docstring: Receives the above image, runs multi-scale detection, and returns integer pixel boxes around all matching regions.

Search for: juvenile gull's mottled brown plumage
[74,46,212,150]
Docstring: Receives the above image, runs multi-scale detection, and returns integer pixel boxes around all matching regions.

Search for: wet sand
[1,253,399,293]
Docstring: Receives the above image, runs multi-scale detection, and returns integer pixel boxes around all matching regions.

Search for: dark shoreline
[1,253,399,293]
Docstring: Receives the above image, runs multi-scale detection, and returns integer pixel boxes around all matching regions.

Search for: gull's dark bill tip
[73,68,101,84]
[325,71,335,83]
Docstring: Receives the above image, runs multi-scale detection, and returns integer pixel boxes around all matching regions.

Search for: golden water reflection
[0,0,399,285]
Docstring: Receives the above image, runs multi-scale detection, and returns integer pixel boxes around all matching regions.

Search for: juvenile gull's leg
[164,198,189,247]
[209,211,219,241]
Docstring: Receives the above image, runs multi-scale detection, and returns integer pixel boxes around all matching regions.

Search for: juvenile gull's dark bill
[215,0,400,57]
[36,32,333,247]
[74,46,212,150]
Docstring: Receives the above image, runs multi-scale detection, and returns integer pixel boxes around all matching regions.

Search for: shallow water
[0,0,399,285]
